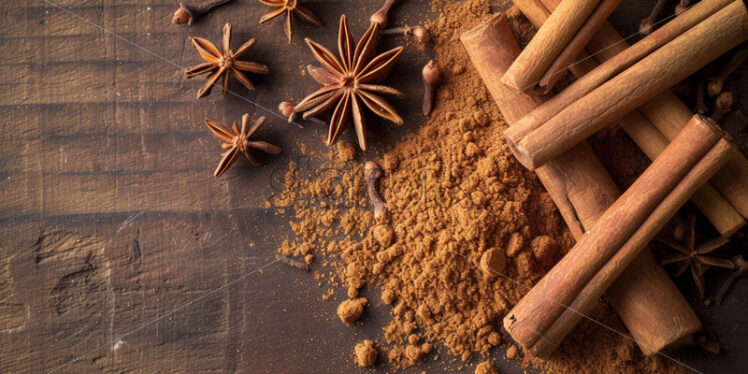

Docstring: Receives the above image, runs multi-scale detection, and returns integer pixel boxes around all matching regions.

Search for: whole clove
[707,46,747,97]
[172,0,234,26]
[639,0,667,36]
[370,0,399,27]
[711,91,733,122]
[380,25,431,43]
[714,255,747,305]
[278,101,294,118]
[276,254,310,271]
[364,161,387,222]
[421,60,440,116]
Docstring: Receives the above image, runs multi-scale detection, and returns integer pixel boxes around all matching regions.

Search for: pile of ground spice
[269,0,688,372]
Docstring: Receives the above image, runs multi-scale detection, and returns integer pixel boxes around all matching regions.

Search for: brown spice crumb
[354,339,378,367]
[373,225,395,247]
[479,247,507,276]
[475,361,498,374]
[506,232,525,257]
[381,289,395,305]
[531,235,559,267]
[420,342,433,354]
[487,331,501,346]
[408,334,420,345]
[405,344,425,363]
[337,297,367,324]
[347,286,359,299]
[506,345,518,359]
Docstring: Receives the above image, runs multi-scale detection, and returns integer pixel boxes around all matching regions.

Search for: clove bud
[421,60,440,116]
[711,91,733,123]
[370,0,399,28]
[278,101,294,118]
[172,0,234,26]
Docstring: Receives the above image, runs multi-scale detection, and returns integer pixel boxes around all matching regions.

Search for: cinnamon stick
[504,115,734,357]
[510,0,732,141]
[501,0,602,91]
[516,0,745,236]
[533,0,748,222]
[461,13,700,357]
[536,0,622,93]
[505,0,748,170]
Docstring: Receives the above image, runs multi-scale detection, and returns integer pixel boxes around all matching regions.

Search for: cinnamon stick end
[503,132,535,171]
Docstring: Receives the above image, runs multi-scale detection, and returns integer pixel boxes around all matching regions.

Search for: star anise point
[258,0,323,43]
[205,114,281,177]
[185,23,269,99]
[658,214,734,300]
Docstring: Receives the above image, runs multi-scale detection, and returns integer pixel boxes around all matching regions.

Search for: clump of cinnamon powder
[270,0,687,373]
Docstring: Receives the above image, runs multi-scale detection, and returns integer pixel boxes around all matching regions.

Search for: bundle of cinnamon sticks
[503,114,735,357]
[462,14,701,357]
[504,0,747,170]
[462,0,748,360]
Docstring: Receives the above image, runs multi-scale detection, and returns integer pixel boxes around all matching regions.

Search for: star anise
[258,0,323,43]
[205,114,281,177]
[185,23,269,99]
[658,214,734,300]
[293,15,404,151]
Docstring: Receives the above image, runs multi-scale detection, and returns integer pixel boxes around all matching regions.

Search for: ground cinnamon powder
[270,0,686,372]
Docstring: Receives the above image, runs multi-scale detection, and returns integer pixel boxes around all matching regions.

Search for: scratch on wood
[116,211,144,234]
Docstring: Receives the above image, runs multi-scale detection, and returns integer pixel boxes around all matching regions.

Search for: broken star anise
[658,214,734,300]
[293,14,404,151]
[185,23,269,99]
[205,113,281,177]
[258,0,323,43]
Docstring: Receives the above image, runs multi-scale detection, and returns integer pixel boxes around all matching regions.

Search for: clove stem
[365,161,387,222]
[421,60,440,116]
[707,45,747,97]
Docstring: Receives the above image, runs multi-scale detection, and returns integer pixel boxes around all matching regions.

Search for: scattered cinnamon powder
[269,0,688,373]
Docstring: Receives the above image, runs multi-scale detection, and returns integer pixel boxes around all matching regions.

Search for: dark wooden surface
[1,0,747,373]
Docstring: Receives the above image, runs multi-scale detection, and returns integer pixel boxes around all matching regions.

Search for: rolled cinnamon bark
[515,0,746,236]
[501,0,602,91]
[536,0,622,93]
[461,13,700,357]
[508,0,733,147]
[504,115,734,357]
[514,0,746,237]
[505,0,748,170]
